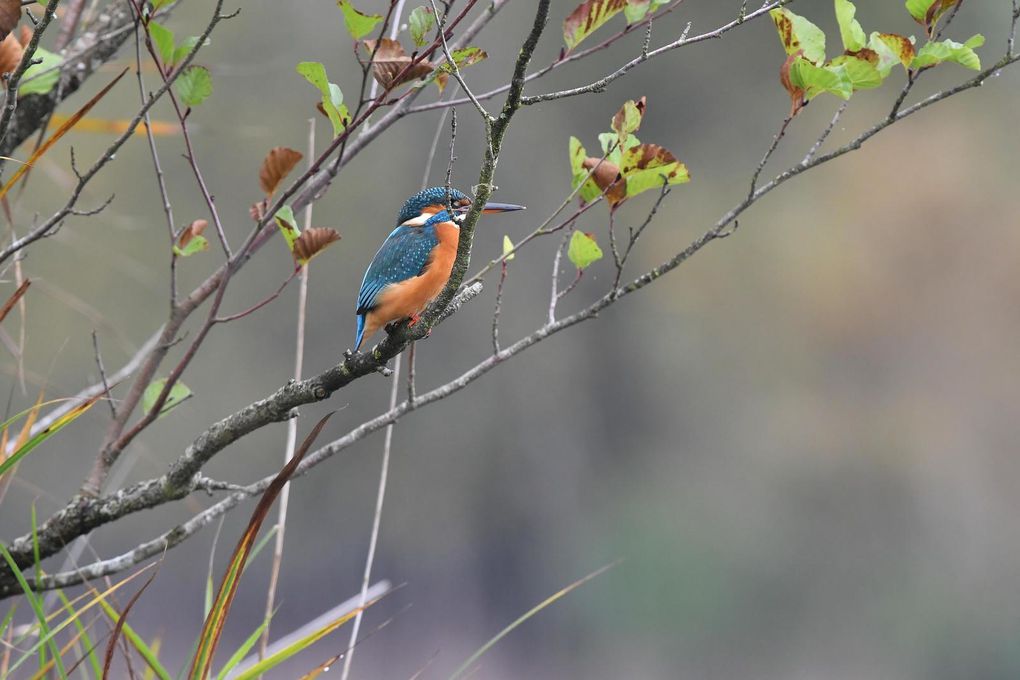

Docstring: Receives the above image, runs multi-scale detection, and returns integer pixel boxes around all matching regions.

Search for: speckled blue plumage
[354,207,461,349]
[396,186,468,225]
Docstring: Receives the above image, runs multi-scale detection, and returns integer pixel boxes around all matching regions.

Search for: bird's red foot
[408,312,421,327]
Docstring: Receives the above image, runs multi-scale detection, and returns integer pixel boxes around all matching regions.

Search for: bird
[354,186,525,352]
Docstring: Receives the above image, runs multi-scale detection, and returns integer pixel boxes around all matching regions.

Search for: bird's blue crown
[397,186,469,225]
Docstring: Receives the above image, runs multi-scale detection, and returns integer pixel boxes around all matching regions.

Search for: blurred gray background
[3,1,1020,677]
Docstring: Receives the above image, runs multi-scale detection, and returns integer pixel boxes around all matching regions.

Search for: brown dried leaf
[249,200,267,222]
[0,0,19,45]
[0,32,23,78]
[177,219,208,248]
[258,147,303,197]
[362,38,437,89]
[293,227,341,265]
[582,157,627,207]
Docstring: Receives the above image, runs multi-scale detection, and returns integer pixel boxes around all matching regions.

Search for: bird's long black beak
[482,201,526,214]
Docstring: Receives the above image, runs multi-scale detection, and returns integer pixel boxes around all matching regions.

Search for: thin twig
[91,331,116,419]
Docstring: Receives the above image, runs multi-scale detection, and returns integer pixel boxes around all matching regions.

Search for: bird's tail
[354,314,367,352]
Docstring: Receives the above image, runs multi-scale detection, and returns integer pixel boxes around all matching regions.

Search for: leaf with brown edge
[173,219,209,257]
[780,52,806,117]
[868,32,916,74]
[102,569,159,680]
[0,0,19,45]
[293,227,341,265]
[581,157,626,207]
[258,147,303,197]
[188,413,335,680]
[362,38,439,89]
[563,0,628,51]
[611,96,646,144]
[620,143,690,198]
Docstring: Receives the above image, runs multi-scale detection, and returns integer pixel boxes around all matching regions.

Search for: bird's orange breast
[370,221,459,325]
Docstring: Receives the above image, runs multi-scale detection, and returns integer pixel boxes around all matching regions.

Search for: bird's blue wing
[356,225,439,314]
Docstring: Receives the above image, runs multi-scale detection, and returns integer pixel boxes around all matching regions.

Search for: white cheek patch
[401,213,431,227]
[452,212,466,224]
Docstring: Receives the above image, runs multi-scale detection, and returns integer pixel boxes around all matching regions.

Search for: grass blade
[0,393,101,478]
[103,569,158,678]
[188,412,334,680]
[214,617,270,680]
[448,562,617,680]
[0,68,129,201]
[0,542,67,678]
[0,278,30,325]
[55,590,102,680]
[97,598,173,680]
[6,563,154,675]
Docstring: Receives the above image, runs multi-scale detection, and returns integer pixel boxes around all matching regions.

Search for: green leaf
[834,0,867,52]
[868,32,916,75]
[769,8,826,65]
[829,54,883,90]
[408,6,435,47]
[789,58,853,100]
[173,234,208,257]
[175,65,212,106]
[502,235,515,261]
[151,0,174,9]
[296,61,349,137]
[624,0,670,22]
[55,590,103,680]
[149,22,175,65]
[568,231,603,270]
[141,378,192,417]
[19,47,62,97]
[564,0,629,51]
[598,131,638,166]
[274,204,300,252]
[173,36,204,67]
[619,143,690,197]
[568,136,602,203]
[337,0,383,39]
[911,34,983,70]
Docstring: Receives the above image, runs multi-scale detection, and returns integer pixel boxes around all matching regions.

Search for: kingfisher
[354,186,525,352]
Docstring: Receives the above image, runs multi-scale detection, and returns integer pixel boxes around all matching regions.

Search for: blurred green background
[3,1,1020,677]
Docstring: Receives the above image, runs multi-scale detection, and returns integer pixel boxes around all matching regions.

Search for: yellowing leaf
[274,204,300,252]
[770,8,826,65]
[141,378,192,416]
[568,136,602,204]
[563,0,628,51]
[296,61,349,137]
[337,0,383,39]
[611,96,646,145]
[620,143,690,197]
[502,235,515,261]
[834,0,867,52]
[568,230,603,269]
[911,34,983,70]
